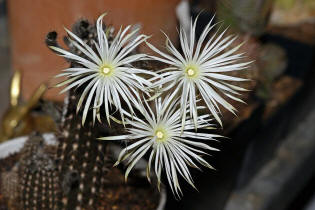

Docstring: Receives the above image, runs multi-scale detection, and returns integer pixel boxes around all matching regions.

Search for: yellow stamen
[185,65,199,78]
[187,68,195,76]
[100,65,113,76]
[102,67,111,74]
[156,131,164,139]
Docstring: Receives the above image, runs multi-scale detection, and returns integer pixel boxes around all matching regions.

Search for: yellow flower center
[155,129,167,142]
[187,68,195,76]
[185,65,199,78]
[100,65,113,76]
[102,67,111,74]
[156,131,164,139]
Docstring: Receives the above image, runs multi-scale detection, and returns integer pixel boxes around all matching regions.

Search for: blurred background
[0,0,315,209]
[0,0,10,121]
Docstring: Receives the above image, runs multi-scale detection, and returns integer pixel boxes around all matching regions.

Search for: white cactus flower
[147,16,251,128]
[99,96,221,197]
[51,14,154,125]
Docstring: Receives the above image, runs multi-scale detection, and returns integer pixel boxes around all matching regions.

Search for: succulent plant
[1,133,58,210]
[1,164,20,209]
[56,91,111,209]
[47,18,115,208]
[46,13,251,198]
[18,133,59,210]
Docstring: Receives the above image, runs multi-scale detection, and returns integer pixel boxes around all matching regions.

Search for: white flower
[99,96,220,197]
[51,14,154,125]
[147,16,251,128]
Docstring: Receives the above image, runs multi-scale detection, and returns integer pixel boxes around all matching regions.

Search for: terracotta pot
[7,0,180,101]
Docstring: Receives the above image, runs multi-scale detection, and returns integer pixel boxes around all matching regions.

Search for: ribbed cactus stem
[56,92,110,209]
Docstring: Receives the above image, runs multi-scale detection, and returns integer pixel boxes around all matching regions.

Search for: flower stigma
[187,68,195,76]
[100,65,113,76]
[155,129,167,142]
[185,65,199,78]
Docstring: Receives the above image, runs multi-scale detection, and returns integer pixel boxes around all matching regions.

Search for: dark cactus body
[56,92,110,210]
